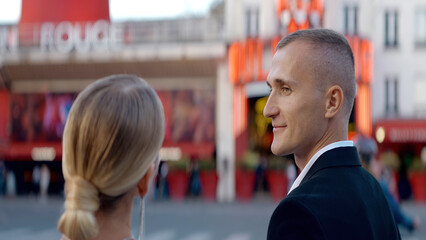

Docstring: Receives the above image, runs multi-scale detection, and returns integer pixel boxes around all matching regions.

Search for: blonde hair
[58,74,165,240]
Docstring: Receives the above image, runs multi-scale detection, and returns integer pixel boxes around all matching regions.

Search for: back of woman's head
[58,74,165,240]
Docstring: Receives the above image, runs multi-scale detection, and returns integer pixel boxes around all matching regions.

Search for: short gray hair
[277,29,356,118]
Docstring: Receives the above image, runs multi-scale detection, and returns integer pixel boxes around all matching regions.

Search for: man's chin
[271,144,290,156]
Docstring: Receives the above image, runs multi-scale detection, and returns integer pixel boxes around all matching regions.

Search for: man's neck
[295,133,348,171]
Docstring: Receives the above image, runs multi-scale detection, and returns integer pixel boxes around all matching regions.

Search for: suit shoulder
[268,197,325,240]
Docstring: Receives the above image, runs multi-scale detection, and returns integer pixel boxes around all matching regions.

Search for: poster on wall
[10,93,76,142]
[10,89,216,144]
[158,89,215,144]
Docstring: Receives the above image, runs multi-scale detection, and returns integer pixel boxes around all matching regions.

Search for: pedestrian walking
[355,135,421,233]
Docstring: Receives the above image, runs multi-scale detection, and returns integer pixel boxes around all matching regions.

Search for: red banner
[375,119,426,143]
[20,0,110,24]
[0,91,10,155]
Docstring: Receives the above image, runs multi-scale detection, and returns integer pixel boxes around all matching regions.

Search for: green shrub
[238,151,259,171]
[410,157,426,172]
[167,157,189,171]
[267,155,288,171]
[198,159,216,171]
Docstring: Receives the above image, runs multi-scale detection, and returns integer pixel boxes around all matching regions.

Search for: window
[385,77,398,115]
[245,7,260,38]
[344,5,358,35]
[385,10,398,47]
[415,78,426,117]
[415,10,426,47]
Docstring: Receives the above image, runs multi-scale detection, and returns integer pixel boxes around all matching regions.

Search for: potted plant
[198,158,218,201]
[265,155,288,202]
[166,157,189,201]
[236,151,259,202]
[409,157,426,203]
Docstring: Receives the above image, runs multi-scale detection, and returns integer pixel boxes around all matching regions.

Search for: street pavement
[0,194,425,240]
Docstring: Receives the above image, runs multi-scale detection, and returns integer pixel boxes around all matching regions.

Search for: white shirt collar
[288,140,354,194]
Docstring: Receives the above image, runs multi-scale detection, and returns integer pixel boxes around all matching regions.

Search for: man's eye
[281,87,292,94]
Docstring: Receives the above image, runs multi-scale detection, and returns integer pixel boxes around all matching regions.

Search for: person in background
[0,160,5,195]
[57,74,165,240]
[39,164,50,202]
[254,155,268,193]
[155,161,169,200]
[263,29,400,239]
[379,163,421,232]
[31,165,40,196]
[355,137,421,233]
[188,158,201,197]
[285,155,297,192]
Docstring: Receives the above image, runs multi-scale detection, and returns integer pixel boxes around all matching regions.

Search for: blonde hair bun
[59,176,100,240]
[65,176,99,212]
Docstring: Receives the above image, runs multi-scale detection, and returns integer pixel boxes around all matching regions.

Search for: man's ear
[137,164,155,197]
[324,85,344,119]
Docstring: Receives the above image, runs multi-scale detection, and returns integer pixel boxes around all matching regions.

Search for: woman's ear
[137,164,155,197]
[325,85,344,119]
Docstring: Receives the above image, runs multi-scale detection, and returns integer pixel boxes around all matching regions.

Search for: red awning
[162,142,215,159]
[2,141,215,161]
[3,142,63,161]
[374,119,426,143]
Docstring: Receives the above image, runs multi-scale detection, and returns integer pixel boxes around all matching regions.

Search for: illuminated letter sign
[276,0,323,34]
[0,26,18,54]
[91,20,109,52]
[55,21,74,53]
[39,20,116,53]
[40,23,56,52]
[73,22,91,52]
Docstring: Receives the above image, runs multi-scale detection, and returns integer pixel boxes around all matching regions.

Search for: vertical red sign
[0,91,10,151]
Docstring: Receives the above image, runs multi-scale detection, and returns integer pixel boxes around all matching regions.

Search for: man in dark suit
[263,29,401,240]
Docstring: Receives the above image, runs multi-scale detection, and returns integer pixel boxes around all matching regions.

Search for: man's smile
[272,124,287,132]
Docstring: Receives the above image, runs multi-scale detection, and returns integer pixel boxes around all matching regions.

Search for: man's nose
[263,96,279,118]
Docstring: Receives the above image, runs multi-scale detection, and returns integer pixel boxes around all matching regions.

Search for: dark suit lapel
[300,146,361,186]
